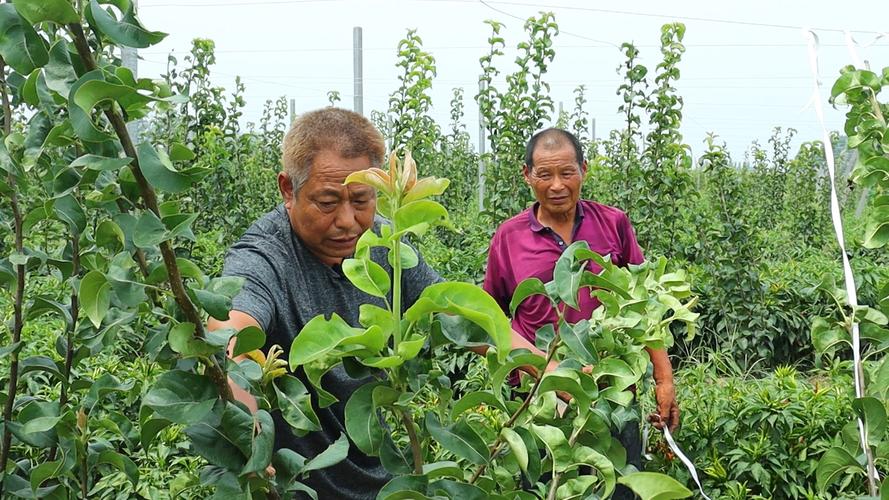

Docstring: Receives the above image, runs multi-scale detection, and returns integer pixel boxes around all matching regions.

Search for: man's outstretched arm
[211,310,265,413]
[646,346,679,432]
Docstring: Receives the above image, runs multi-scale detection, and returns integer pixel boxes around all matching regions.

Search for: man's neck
[536,204,576,229]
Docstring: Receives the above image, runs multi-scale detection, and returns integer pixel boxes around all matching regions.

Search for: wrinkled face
[278,149,376,266]
[523,143,586,218]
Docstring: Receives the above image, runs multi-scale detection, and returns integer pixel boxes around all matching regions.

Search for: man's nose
[334,203,358,229]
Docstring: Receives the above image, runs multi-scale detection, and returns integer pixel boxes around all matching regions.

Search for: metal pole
[478,79,486,211]
[591,117,596,142]
[353,26,363,115]
[289,98,296,125]
[122,0,140,143]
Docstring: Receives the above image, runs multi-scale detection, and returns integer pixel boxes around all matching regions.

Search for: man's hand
[649,381,679,432]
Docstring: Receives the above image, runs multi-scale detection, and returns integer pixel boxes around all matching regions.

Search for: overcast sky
[136,0,889,161]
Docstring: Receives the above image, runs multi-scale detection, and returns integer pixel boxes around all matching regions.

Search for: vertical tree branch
[398,408,424,474]
[0,55,24,498]
[48,229,80,462]
[469,336,563,484]
[66,23,232,401]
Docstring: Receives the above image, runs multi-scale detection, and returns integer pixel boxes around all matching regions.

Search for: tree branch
[66,23,232,401]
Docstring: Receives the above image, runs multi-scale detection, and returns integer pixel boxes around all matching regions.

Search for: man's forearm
[469,332,560,378]
[645,346,674,386]
[228,356,259,414]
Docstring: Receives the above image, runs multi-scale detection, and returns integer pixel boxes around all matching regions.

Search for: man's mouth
[329,235,359,245]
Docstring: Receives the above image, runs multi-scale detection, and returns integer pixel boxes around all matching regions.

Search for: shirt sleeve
[482,231,511,315]
[618,212,645,266]
[221,238,278,334]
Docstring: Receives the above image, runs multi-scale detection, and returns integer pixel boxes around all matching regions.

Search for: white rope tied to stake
[661,422,712,500]
[803,28,880,488]
[641,415,711,499]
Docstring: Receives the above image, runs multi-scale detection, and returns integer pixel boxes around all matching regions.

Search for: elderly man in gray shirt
[209,107,440,499]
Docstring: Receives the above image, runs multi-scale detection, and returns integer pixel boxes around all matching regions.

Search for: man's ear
[278,172,294,208]
[581,160,588,176]
[522,164,532,185]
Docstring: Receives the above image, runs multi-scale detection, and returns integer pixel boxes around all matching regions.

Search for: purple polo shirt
[483,200,645,344]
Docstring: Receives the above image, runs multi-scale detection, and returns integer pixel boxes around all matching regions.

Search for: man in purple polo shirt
[483,128,679,486]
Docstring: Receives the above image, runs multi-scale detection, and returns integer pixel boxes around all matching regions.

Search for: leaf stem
[398,408,424,474]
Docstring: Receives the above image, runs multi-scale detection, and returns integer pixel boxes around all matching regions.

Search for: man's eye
[318,201,338,210]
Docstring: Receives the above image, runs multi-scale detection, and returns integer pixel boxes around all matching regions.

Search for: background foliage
[1,3,888,499]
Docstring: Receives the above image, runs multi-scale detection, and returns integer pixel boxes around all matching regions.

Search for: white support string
[662,424,711,500]
[803,28,880,489]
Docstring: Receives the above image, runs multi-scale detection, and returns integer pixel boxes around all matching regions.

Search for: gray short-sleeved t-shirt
[222,205,441,499]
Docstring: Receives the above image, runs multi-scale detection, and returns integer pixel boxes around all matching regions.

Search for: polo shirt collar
[527,201,584,232]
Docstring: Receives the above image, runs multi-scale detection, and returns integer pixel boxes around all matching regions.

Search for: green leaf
[301,433,349,474]
[378,475,430,500]
[140,417,171,449]
[572,445,615,497]
[404,282,512,361]
[450,391,507,419]
[84,373,135,410]
[428,479,488,500]
[396,334,426,361]
[529,424,572,472]
[96,450,139,486]
[87,0,166,48]
[852,397,887,446]
[393,199,449,236]
[403,177,449,204]
[95,220,125,252]
[421,461,462,480]
[18,356,63,381]
[68,70,113,142]
[816,446,862,492]
[342,257,391,298]
[305,356,341,408]
[22,415,61,434]
[29,459,65,491]
[275,375,321,436]
[509,277,549,316]
[424,413,488,465]
[0,4,48,74]
[185,402,251,471]
[169,142,195,161]
[168,322,220,359]
[70,153,132,171]
[617,472,693,500]
[344,382,384,455]
[231,326,265,357]
[811,316,848,355]
[289,313,361,368]
[79,270,111,327]
[192,288,232,321]
[132,210,167,248]
[242,409,274,476]
[137,142,196,193]
[537,370,592,411]
[12,0,79,24]
[143,370,220,425]
[53,194,86,233]
[559,319,597,364]
[44,40,76,96]
[500,428,528,475]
